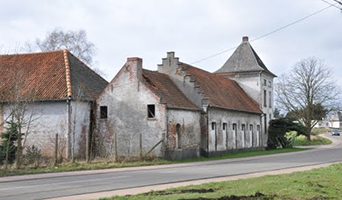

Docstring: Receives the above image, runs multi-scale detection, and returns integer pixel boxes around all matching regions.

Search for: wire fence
[0,132,164,171]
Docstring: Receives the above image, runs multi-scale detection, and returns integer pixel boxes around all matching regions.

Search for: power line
[332,0,342,5]
[321,0,342,10]
[191,4,334,65]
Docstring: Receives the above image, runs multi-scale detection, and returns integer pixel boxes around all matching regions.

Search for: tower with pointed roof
[215,36,276,133]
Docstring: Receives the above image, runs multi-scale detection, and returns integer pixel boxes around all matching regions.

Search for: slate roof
[142,69,199,110]
[0,50,108,102]
[180,63,262,114]
[215,37,276,77]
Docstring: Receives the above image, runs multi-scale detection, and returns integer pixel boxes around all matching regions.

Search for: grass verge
[104,163,342,200]
[0,148,307,177]
[296,135,332,146]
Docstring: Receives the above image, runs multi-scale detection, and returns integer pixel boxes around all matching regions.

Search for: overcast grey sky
[1,0,341,86]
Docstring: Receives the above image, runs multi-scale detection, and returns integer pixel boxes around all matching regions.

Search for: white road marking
[0,175,130,191]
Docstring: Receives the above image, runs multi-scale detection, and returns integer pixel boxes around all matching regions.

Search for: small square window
[100,106,108,119]
[147,104,155,118]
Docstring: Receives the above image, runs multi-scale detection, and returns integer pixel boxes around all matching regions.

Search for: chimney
[242,36,249,42]
[126,57,143,79]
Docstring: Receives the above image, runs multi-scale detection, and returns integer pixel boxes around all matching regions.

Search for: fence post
[54,133,58,166]
[140,133,143,160]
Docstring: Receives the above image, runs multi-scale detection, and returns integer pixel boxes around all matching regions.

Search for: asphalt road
[0,134,341,200]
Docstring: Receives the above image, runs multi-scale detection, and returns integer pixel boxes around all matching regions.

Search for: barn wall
[165,109,201,160]
[206,107,263,156]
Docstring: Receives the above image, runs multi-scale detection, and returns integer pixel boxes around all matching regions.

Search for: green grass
[104,163,342,200]
[0,148,307,177]
[296,135,332,146]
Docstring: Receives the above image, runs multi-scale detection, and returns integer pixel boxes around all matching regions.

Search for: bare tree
[25,28,96,66]
[276,57,340,140]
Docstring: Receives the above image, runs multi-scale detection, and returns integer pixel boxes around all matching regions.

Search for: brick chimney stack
[243,36,249,42]
[127,57,143,79]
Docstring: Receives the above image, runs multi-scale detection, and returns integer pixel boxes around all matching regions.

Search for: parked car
[331,129,340,136]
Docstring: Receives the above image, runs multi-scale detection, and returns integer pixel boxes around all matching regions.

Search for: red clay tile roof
[180,63,262,114]
[142,69,199,110]
[0,50,108,102]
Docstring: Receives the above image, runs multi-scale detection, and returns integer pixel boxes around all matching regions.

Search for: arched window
[176,124,181,149]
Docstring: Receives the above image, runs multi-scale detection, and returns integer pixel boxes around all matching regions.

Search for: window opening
[212,122,216,130]
[100,106,108,119]
[176,124,181,149]
[223,123,227,130]
[147,104,155,118]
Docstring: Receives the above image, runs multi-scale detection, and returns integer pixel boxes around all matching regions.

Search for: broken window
[147,104,155,118]
[100,106,108,119]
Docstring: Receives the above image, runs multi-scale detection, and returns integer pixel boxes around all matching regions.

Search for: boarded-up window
[100,106,108,119]
[147,104,155,118]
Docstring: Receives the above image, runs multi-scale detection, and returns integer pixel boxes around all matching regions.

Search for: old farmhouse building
[1,37,276,160]
[97,37,276,159]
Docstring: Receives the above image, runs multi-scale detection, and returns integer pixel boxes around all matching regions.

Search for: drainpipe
[206,105,210,156]
[66,97,72,159]
[260,113,265,147]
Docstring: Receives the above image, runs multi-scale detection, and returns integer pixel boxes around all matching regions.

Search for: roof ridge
[63,50,72,97]
[246,42,264,71]
[0,49,66,57]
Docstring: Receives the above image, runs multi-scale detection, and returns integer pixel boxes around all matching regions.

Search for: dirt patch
[179,192,275,200]
[141,188,215,196]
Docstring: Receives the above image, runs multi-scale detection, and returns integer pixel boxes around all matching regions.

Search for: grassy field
[0,148,307,177]
[105,163,342,200]
[295,135,332,146]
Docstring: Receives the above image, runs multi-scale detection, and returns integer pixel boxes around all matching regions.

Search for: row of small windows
[263,79,272,88]
[212,122,260,132]
[100,104,156,119]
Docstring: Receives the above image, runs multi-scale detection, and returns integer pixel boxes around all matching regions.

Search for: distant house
[97,37,275,159]
[313,120,330,129]
[0,50,108,158]
[329,111,342,129]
